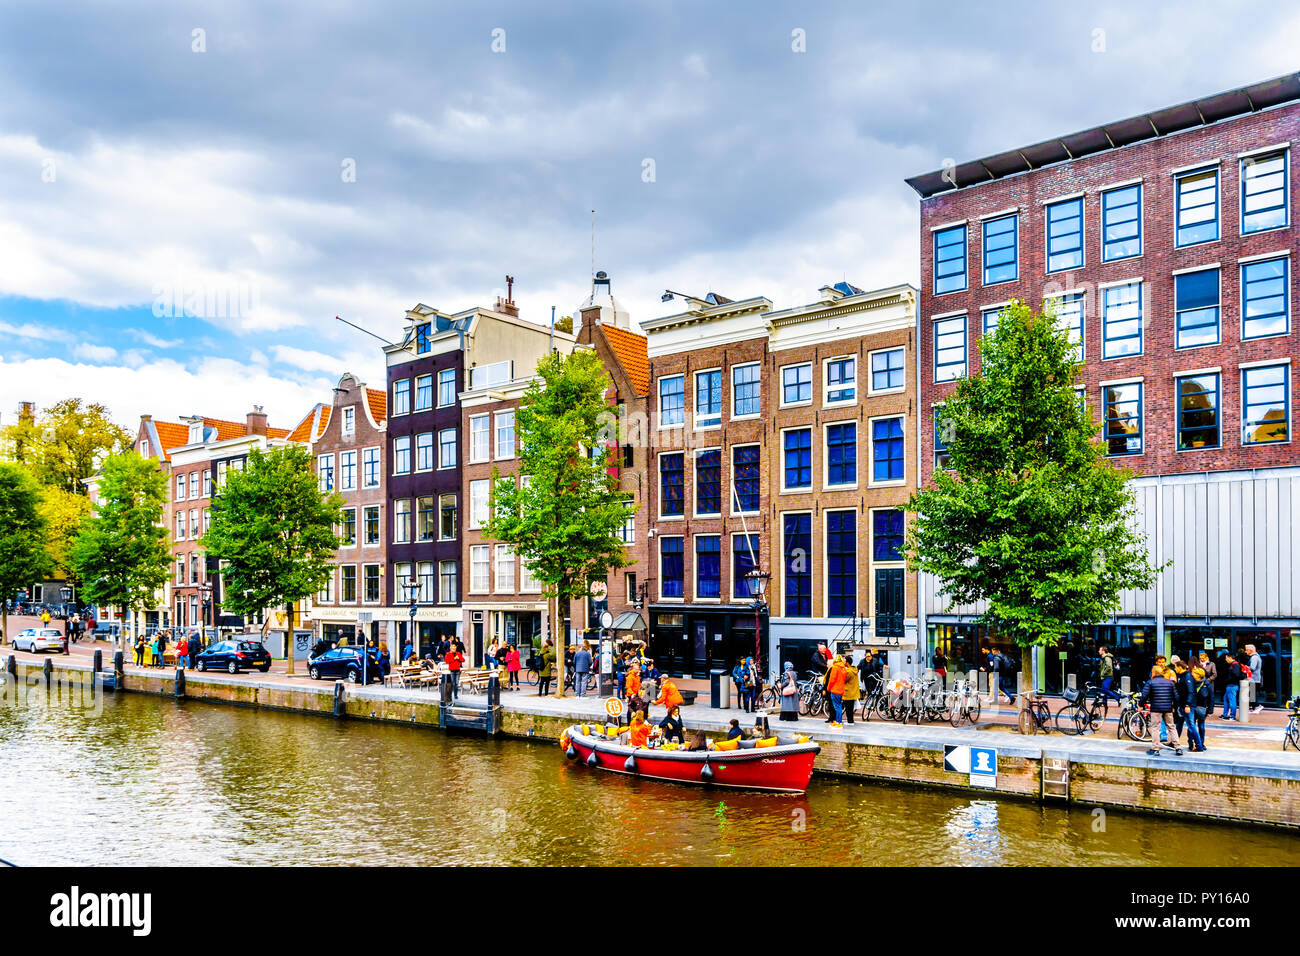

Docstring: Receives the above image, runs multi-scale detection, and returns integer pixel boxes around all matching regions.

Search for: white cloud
[270,344,348,373]
[72,343,117,362]
[126,328,181,349]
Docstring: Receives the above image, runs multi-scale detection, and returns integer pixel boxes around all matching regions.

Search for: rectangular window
[1103,383,1143,456]
[934,315,967,381]
[695,369,722,428]
[469,545,491,593]
[439,561,457,604]
[340,508,357,546]
[175,511,186,540]
[871,417,905,483]
[982,214,1018,285]
[338,451,356,491]
[1101,183,1142,261]
[1049,293,1085,363]
[659,375,685,426]
[873,509,904,561]
[1241,257,1290,339]
[318,454,335,490]
[781,363,812,405]
[1175,268,1220,349]
[659,453,684,516]
[392,379,411,416]
[1045,197,1083,273]
[363,564,380,603]
[469,415,490,462]
[495,410,515,458]
[695,536,721,599]
[732,363,761,417]
[783,428,812,489]
[733,534,759,599]
[731,445,759,513]
[469,479,490,529]
[414,374,433,412]
[1102,283,1143,359]
[982,307,1001,336]
[415,432,434,471]
[362,447,380,488]
[826,511,856,618]
[695,449,721,515]
[363,505,380,545]
[215,460,227,493]
[494,545,515,593]
[437,368,457,407]
[341,566,357,603]
[1175,167,1219,247]
[415,323,431,354]
[1241,150,1288,234]
[783,514,811,617]
[202,471,212,497]
[661,537,684,599]
[176,474,186,500]
[393,499,411,543]
[934,224,967,294]
[189,472,199,499]
[870,347,905,392]
[416,496,435,542]
[1242,365,1290,445]
[393,437,411,475]
[825,357,856,404]
[934,407,952,470]
[342,406,355,438]
[439,494,456,540]
[825,423,857,487]
[1176,373,1220,451]
[392,562,412,604]
[519,558,542,593]
[436,428,456,469]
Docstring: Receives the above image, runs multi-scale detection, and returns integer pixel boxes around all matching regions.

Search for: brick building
[306,373,390,649]
[906,73,1300,704]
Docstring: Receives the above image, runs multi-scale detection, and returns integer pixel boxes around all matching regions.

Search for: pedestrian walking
[1098,645,1120,700]
[1190,666,1210,752]
[1174,660,1203,751]
[1221,654,1242,720]
[997,650,1018,705]
[573,642,592,698]
[1246,644,1264,713]
[842,654,861,723]
[779,661,799,721]
[537,640,555,696]
[1198,651,1217,716]
[1140,665,1182,756]
[932,649,948,693]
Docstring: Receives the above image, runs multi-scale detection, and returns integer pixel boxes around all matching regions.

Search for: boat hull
[563,726,819,793]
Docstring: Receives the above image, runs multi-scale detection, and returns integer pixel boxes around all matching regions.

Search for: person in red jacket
[444,643,465,699]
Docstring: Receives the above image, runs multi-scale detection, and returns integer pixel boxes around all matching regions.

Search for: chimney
[246,405,268,437]
[495,274,520,318]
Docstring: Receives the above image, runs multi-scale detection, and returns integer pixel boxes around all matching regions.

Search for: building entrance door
[875,568,904,640]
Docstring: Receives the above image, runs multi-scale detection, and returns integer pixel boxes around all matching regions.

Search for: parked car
[11,628,66,653]
[307,645,385,683]
[92,623,123,640]
[194,639,272,674]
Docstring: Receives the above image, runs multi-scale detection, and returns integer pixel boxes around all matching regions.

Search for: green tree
[907,301,1159,712]
[70,452,171,646]
[486,349,632,696]
[0,463,52,643]
[0,399,131,496]
[202,446,342,675]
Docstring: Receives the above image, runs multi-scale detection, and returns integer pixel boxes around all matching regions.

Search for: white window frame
[494,544,515,593]
[780,362,813,408]
[867,346,906,395]
[822,419,859,491]
[730,442,761,515]
[392,378,411,417]
[437,368,457,407]
[657,374,685,428]
[339,450,358,491]
[730,362,761,419]
[693,367,723,430]
[822,355,857,407]
[469,545,491,594]
[342,405,356,438]
[494,410,516,460]
[693,446,723,518]
[469,479,490,529]
[392,437,411,476]
[867,414,907,488]
[362,446,381,488]
[438,428,457,469]
[339,565,358,604]
[469,415,491,463]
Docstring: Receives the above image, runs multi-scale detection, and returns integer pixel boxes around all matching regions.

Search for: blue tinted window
[695,370,722,427]
[1101,184,1141,261]
[732,445,760,512]
[826,358,855,403]
[733,534,759,599]
[695,449,721,515]
[873,510,904,561]
[732,364,761,416]
[783,429,812,489]
[934,315,966,382]
[982,215,1018,285]
[934,225,967,294]
[1176,374,1219,451]
[1103,383,1142,456]
[826,511,856,617]
[1242,365,1290,445]
[1175,269,1220,349]
[1241,151,1288,234]
[1046,198,1083,272]
[1242,257,1289,340]
[1102,283,1142,359]
[782,364,811,404]
[825,423,856,487]
[1175,167,1218,247]
[659,453,684,515]
[659,376,684,426]
[661,538,683,598]
[870,348,904,391]
[872,418,904,482]
[783,514,811,617]
[695,536,721,598]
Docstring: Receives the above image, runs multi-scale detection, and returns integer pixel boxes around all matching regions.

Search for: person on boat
[654,675,683,714]
[659,706,685,743]
[726,718,746,741]
[627,712,656,748]
[779,661,799,721]
[686,729,709,751]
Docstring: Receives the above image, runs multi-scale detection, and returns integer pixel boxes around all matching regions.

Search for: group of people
[1140,654,1217,755]
[133,629,205,669]
[771,643,886,727]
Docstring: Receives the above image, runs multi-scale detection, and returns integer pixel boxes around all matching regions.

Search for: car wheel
[258,664,270,673]
[346,668,360,684]
[227,661,239,675]
[196,660,206,672]
[309,666,321,680]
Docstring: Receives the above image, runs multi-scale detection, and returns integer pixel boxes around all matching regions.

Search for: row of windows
[932,148,1290,295]
[467,543,542,594]
[932,255,1291,382]
[174,552,208,586]
[392,494,458,544]
[390,431,457,475]
[393,560,458,605]
[334,505,383,547]
[174,470,213,502]
[317,564,383,605]
[174,508,210,542]
[657,349,907,428]
[391,368,457,416]
[317,447,383,491]
[467,411,515,463]
[659,533,762,602]
[932,363,1290,464]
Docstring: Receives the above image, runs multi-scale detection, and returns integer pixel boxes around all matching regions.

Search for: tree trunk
[555,588,568,698]
[285,602,296,675]
[1016,644,1035,724]
[1,607,7,647]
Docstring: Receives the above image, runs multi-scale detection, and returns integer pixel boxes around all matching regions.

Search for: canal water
[2,687,1297,866]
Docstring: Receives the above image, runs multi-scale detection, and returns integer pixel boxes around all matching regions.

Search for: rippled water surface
[2,687,1297,866]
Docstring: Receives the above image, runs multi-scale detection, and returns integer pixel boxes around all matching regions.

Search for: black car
[307,645,385,684]
[195,639,272,674]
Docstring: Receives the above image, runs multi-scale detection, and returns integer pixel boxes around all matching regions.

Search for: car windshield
[237,642,263,652]
[40,630,61,637]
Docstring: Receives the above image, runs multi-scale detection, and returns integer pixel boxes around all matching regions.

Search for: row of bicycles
[784,672,985,728]
[1016,683,1153,739]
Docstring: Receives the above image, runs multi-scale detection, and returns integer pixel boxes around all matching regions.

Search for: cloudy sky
[0,1,1295,433]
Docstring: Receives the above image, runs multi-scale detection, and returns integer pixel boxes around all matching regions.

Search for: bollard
[1066,673,1077,690]
[92,649,102,675]
[5,655,15,679]
[487,673,500,706]
[174,667,186,699]
[43,657,52,688]
[440,673,453,706]
[1238,679,1251,724]
[1120,675,1131,695]
[333,681,346,718]
[113,650,124,691]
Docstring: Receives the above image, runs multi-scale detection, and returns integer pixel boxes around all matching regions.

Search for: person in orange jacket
[625,662,642,700]
[627,711,656,748]
[654,676,683,713]
[825,654,849,728]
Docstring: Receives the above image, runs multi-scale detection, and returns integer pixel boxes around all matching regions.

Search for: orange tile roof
[600,325,650,396]
[285,405,328,444]
[200,417,251,442]
[365,388,387,424]
[151,420,190,462]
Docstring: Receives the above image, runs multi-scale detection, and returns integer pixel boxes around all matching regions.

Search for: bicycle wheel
[798,689,813,716]
[1017,708,1036,735]
[525,668,539,686]
[966,696,981,725]
[859,696,873,721]
[1128,711,1151,741]
[1054,703,1084,735]
[1286,725,1299,752]
[1117,709,1130,739]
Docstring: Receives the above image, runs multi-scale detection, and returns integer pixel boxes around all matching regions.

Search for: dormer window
[189,423,204,443]
[140,439,151,459]
[415,323,432,354]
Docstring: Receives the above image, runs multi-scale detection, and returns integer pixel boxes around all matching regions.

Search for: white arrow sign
[943,745,970,774]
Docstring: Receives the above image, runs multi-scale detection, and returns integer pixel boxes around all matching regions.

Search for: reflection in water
[1,687,1298,867]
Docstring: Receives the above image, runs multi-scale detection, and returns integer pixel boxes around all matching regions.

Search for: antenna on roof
[335,315,395,347]
[591,209,596,282]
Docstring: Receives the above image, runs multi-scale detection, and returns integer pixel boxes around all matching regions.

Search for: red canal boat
[560,724,820,793]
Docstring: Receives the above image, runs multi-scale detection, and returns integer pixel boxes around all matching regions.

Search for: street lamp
[745,569,771,675]
[198,584,213,649]
[402,574,421,657]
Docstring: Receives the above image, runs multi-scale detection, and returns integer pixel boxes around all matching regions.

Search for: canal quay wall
[8,656,1299,830]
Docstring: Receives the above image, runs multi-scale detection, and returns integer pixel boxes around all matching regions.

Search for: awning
[610,611,646,633]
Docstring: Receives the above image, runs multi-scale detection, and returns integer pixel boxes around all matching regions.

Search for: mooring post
[92,649,102,676]
[487,673,500,706]
[5,655,15,680]
[113,650,124,691]
[42,657,52,689]
[333,680,346,718]
[174,667,186,699]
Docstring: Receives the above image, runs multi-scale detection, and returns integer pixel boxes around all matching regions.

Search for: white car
[11,628,66,653]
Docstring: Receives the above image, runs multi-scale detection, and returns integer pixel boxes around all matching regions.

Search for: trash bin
[710,669,730,709]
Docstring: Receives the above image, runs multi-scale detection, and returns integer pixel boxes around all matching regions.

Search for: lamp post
[198,584,212,650]
[745,569,771,676]
[402,574,420,658]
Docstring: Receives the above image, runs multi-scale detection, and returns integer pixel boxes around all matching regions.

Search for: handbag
[781,675,797,696]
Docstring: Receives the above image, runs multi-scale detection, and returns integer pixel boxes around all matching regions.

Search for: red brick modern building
[907,73,1300,704]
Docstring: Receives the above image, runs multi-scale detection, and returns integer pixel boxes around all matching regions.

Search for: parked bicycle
[1055,682,1109,735]
[1116,689,1151,742]
[1284,697,1300,752]
[948,679,982,728]
[1016,692,1053,735]
[798,672,826,717]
